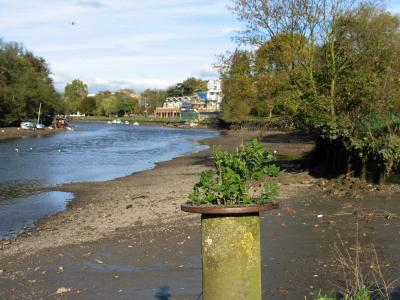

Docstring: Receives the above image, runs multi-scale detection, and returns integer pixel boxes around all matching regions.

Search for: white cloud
[77,0,105,8]
[2,0,239,92]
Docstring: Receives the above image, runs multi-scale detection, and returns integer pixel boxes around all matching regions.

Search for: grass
[315,224,397,300]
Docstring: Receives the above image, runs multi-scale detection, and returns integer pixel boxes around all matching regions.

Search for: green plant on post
[184,139,280,300]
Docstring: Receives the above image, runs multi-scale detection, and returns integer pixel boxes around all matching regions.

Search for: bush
[189,139,280,206]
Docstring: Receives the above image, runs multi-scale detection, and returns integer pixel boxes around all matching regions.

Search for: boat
[52,117,68,128]
[111,119,122,124]
[20,121,34,130]
[189,120,199,127]
[133,122,139,126]
[35,103,45,129]
[125,121,130,125]
[107,121,112,124]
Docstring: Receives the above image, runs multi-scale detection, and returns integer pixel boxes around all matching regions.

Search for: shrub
[189,139,280,206]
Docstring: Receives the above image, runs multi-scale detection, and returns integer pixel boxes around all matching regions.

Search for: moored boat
[20,121,35,130]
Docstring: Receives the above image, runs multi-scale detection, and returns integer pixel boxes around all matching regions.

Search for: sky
[1,0,400,94]
[0,0,240,93]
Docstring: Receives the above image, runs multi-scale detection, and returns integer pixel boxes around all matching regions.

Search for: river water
[0,122,218,238]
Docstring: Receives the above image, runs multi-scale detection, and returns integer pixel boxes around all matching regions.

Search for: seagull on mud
[14,148,19,152]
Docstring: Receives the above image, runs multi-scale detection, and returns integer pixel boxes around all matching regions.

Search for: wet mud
[1,130,400,299]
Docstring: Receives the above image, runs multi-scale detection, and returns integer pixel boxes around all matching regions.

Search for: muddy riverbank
[0,127,67,141]
[1,130,400,299]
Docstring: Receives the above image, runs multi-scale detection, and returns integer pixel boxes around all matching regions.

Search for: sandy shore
[0,127,67,141]
[1,129,400,299]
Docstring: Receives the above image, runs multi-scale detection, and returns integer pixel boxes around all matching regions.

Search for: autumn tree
[141,89,167,114]
[219,50,256,120]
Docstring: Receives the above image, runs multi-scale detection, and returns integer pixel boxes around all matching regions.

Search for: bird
[29,147,33,150]
[15,148,19,152]
[70,21,78,26]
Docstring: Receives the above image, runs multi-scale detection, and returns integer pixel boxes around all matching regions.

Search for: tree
[219,50,256,120]
[79,96,96,115]
[166,77,207,97]
[141,89,167,114]
[64,79,88,114]
[230,0,361,124]
[114,89,139,116]
[253,33,307,117]
[0,39,61,121]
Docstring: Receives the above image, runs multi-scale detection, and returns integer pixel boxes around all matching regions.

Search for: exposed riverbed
[0,123,218,238]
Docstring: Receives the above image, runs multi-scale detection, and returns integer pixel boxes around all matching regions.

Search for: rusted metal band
[181,203,279,215]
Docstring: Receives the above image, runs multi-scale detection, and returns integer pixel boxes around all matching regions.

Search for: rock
[317,214,323,218]
[126,204,133,209]
[0,269,5,274]
[56,287,71,294]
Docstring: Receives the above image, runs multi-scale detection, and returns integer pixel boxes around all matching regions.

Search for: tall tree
[64,79,88,114]
[219,50,256,120]
[0,40,61,121]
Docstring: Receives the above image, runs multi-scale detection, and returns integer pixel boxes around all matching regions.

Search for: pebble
[56,287,71,294]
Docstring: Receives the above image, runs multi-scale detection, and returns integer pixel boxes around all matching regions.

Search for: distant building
[152,79,223,118]
[206,79,223,112]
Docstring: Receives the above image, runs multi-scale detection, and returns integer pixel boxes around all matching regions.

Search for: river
[0,122,218,238]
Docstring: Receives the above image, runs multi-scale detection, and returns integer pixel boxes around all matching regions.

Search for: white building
[163,96,194,110]
[206,80,222,102]
[206,80,223,111]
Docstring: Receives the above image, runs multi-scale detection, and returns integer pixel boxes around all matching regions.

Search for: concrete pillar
[201,213,261,300]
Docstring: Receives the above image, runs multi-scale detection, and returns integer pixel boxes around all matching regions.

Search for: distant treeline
[221,1,400,180]
[0,36,209,122]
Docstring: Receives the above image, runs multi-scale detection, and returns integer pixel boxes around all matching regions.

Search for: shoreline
[0,128,228,256]
[0,127,68,142]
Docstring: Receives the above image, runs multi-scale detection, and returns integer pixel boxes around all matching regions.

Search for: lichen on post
[201,213,261,300]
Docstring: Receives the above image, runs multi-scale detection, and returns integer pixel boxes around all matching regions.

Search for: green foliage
[240,138,280,179]
[64,79,88,114]
[316,285,372,300]
[189,139,280,206]
[220,50,256,120]
[166,77,207,97]
[141,89,167,115]
[0,39,61,121]
[225,2,400,178]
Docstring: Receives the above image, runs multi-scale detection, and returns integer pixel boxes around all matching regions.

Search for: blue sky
[1,0,399,93]
[0,0,240,93]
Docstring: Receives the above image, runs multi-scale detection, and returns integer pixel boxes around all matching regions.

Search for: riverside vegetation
[189,139,280,206]
[219,1,400,182]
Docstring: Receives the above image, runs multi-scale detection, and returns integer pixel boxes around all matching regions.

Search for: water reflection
[0,191,73,238]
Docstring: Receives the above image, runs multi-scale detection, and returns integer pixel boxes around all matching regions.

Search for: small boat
[125,121,130,125]
[133,122,139,126]
[35,103,45,129]
[20,121,34,130]
[189,120,199,127]
[112,119,122,124]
